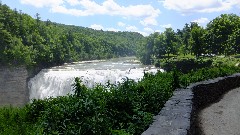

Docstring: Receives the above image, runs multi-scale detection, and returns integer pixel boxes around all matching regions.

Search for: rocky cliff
[0,66,29,106]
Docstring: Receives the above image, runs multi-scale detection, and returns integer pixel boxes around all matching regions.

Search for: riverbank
[199,87,240,135]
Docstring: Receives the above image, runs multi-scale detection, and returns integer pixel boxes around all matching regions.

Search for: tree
[225,29,240,55]
[205,14,240,55]
[0,26,12,64]
[182,23,191,55]
[143,34,155,64]
[164,28,178,57]
[153,32,166,58]
[189,23,206,57]
[35,13,41,27]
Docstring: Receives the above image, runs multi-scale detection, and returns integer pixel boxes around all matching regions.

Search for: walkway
[199,87,240,135]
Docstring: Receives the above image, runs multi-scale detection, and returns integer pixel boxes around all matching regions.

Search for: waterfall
[28,58,163,100]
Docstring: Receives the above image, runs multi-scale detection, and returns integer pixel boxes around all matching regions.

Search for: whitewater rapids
[28,57,163,100]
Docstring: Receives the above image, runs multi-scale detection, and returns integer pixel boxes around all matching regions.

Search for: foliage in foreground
[1,66,240,135]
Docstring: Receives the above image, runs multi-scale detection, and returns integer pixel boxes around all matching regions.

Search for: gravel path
[199,87,240,135]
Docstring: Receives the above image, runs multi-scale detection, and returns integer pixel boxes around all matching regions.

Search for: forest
[0,2,144,68]
[137,14,240,64]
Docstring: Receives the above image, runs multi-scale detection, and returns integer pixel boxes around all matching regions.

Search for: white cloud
[90,24,104,30]
[106,27,120,32]
[140,15,158,26]
[137,31,148,37]
[66,0,81,6]
[160,0,240,14]
[155,29,161,33]
[192,17,210,24]
[126,25,138,31]
[229,0,240,8]
[20,0,64,8]
[90,22,147,36]
[90,24,120,32]
[50,0,107,16]
[118,22,126,27]
[21,0,161,26]
[160,24,172,28]
[144,27,154,33]
[124,25,151,36]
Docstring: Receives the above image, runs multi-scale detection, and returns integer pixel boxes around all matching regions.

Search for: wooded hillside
[0,2,144,67]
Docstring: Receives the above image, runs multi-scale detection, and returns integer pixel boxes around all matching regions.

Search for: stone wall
[0,66,29,106]
[142,73,240,135]
[190,73,240,135]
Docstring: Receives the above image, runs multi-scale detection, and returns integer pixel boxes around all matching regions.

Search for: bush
[179,66,240,87]
[161,58,213,73]
[0,106,43,135]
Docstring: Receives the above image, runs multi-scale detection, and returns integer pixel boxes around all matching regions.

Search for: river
[28,57,163,100]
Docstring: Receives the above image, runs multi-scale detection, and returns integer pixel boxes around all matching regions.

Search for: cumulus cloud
[140,15,158,26]
[126,25,138,31]
[144,27,154,33]
[118,22,126,27]
[160,0,240,14]
[90,24,104,30]
[90,24,120,32]
[20,0,64,8]
[192,17,210,24]
[123,25,150,36]
[50,0,107,16]
[137,31,148,37]
[160,24,172,28]
[106,27,120,32]
[155,29,161,33]
[230,0,240,8]
[21,0,160,26]
[66,0,81,6]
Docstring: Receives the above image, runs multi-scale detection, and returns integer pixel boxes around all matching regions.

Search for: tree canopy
[138,14,240,64]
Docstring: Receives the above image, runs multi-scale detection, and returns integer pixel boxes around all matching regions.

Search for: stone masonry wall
[142,73,240,135]
[0,66,29,106]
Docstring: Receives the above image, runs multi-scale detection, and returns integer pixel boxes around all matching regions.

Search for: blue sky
[2,0,240,36]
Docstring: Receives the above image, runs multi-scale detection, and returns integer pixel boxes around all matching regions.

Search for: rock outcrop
[0,66,29,106]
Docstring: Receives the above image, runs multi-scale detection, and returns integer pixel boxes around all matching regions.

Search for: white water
[28,57,163,100]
